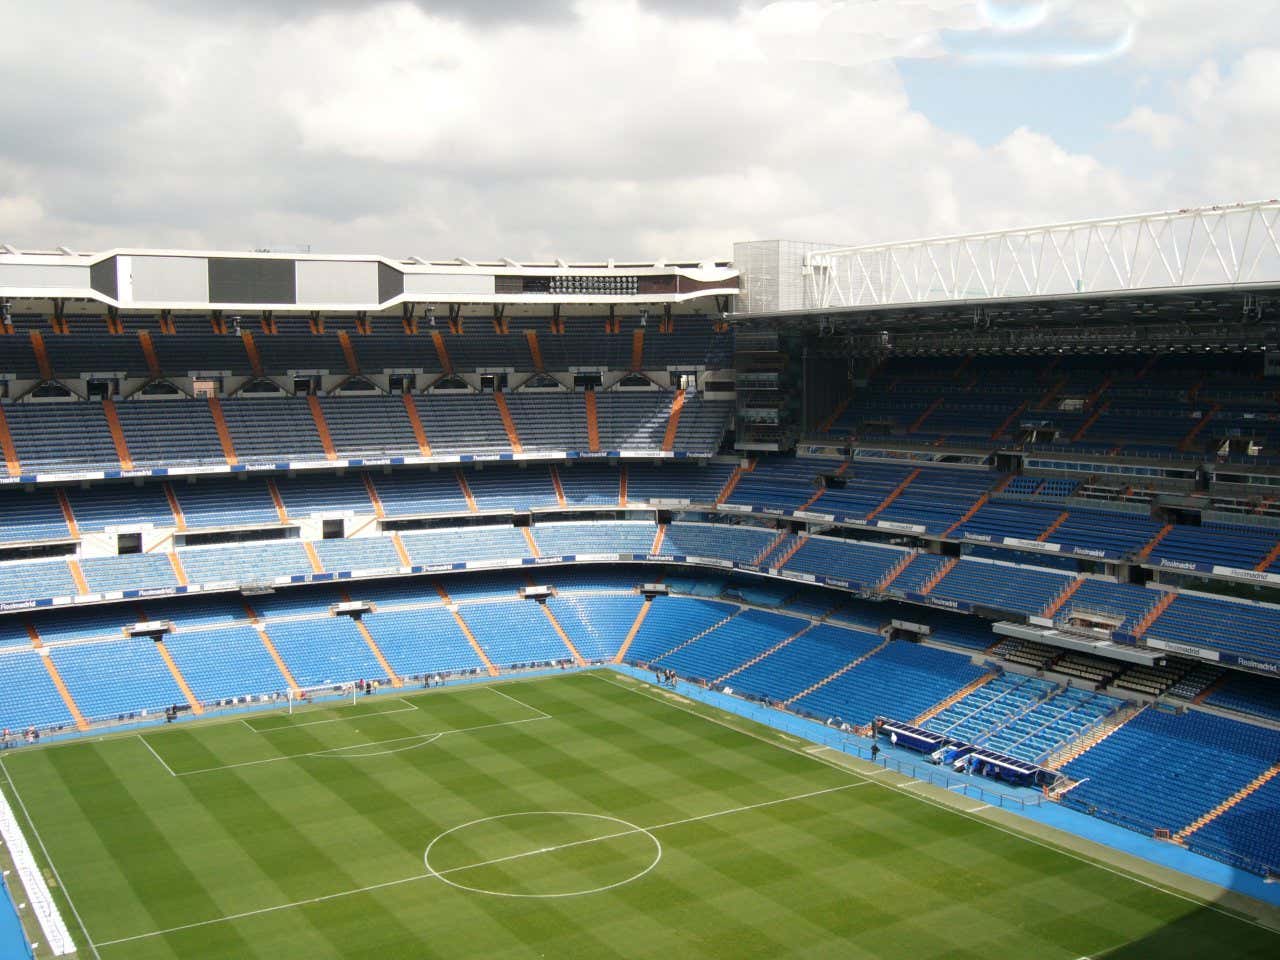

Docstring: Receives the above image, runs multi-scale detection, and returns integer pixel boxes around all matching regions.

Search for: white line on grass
[136,735,176,777]
[142,714,548,777]
[242,699,422,732]
[94,780,867,948]
[0,760,102,960]
[487,684,553,720]
[592,672,1280,938]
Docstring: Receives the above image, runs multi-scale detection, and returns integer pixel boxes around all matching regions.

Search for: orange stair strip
[1038,511,1070,542]
[774,535,807,570]
[241,331,264,377]
[67,558,89,595]
[1072,401,1110,442]
[525,330,545,372]
[818,397,850,433]
[584,390,600,453]
[876,552,916,592]
[207,398,239,466]
[754,529,789,566]
[138,331,162,378]
[865,468,920,521]
[651,523,666,554]
[401,394,433,457]
[1037,375,1069,410]
[797,487,826,512]
[37,648,90,731]
[30,331,53,381]
[456,470,478,512]
[618,465,628,505]
[614,598,653,663]
[1042,576,1084,619]
[101,399,134,470]
[307,395,338,460]
[1255,538,1280,572]
[267,479,290,524]
[1134,590,1176,638]
[303,542,324,574]
[716,466,745,505]
[716,623,813,684]
[912,672,996,725]
[56,490,80,538]
[430,330,454,375]
[1176,761,1280,841]
[540,603,585,665]
[991,400,1030,440]
[1137,523,1174,561]
[155,641,204,714]
[630,328,645,371]
[493,394,523,453]
[661,389,686,452]
[168,551,189,587]
[909,397,943,433]
[1179,403,1221,452]
[337,589,402,686]
[522,527,541,558]
[337,331,361,375]
[784,637,890,705]
[435,584,498,676]
[0,404,20,476]
[362,473,386,519]
[392,533,412,567]
[942,492,989,538]
[920,557,958,596]
[244,603,301,693]
[549,466,568,508]
[163,481,187,531]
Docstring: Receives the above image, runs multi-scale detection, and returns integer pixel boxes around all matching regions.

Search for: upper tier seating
[0,488,70,543]
[2,402,120,473]
[220,398,326,462]
[533,521,658,556]
[115,400,226,468]
[781,536,906,587]
[171,477,280,528]
[318,396,422,459]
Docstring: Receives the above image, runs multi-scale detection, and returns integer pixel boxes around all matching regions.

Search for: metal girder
[805,201,1280,309]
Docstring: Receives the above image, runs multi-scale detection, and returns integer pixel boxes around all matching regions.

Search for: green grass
[2,671,1277,959]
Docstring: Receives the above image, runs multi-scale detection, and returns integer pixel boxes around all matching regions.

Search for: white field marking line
[95,780,867,948]
[594,672,1280,937]
[141,714,549,777]
[424,812,663,899]
[486,684,552,720]
[136,735,176,777]
[966,804,990,814]
[309,733,443,759]
[242,699,422,732]
[0,759,102,960]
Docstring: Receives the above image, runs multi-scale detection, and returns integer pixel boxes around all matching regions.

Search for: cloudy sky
[1,0,1276,260]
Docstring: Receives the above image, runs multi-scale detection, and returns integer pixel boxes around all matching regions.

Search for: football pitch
[2,671,1277,959]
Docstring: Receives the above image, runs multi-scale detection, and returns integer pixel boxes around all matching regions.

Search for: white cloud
[0,0,1272,263]
[1112,106,1183,149]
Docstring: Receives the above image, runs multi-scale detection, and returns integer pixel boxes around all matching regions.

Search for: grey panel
[208,258,296,304]
[378,261,404,303]
[90,257,118,300]
[130,255,209,303]
[294,260,377,305]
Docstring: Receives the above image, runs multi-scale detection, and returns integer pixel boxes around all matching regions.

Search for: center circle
[423,812,662,898]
